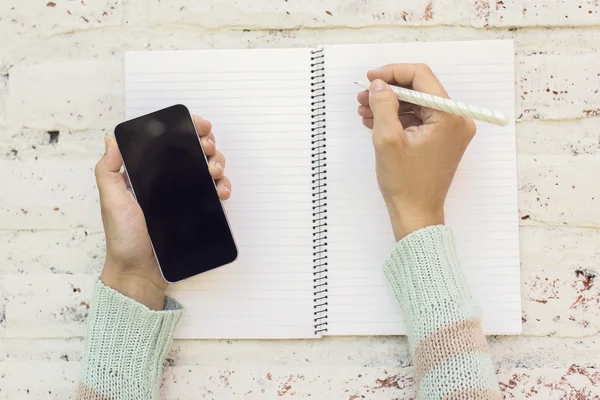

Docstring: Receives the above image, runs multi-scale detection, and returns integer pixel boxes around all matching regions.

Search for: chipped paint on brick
[498,366,600,398]
[424,1,434,20]
[474,0,491,26]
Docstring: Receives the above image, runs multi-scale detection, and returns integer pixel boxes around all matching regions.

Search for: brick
[473,0,600,27]
[0,160,102,231]
[517,53,600,121]
[1,274,94,338]
[520,226,600,336]
[0,129,106,160]
[162,366,415,399]
[518,154,600,226]
[122,0,600,29]
[488,336,600,368]
[6,59,123,131]
[123,0,467,29]
[0,29,147,74]
[0,27,496,73]
[517,119,600,156]
[168,336,410,367]
[0,339,83,363]
[8,27,593,74]
[513,28,600,55]
[0,0,122,39]
[0,361,79,399]
[0,229,104,275]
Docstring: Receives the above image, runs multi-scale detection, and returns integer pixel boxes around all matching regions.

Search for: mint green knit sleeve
[77,280,183,400]
[383,225,501,400]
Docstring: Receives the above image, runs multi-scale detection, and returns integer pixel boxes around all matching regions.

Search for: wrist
[100,268,166,311]
[385,202,445,241]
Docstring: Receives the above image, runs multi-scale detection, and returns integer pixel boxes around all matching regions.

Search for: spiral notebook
[125,40,521,339]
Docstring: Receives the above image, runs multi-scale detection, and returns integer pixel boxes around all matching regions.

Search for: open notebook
[125,40,521,339]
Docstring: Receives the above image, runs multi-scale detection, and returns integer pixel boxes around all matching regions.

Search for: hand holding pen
[356,63,477,240]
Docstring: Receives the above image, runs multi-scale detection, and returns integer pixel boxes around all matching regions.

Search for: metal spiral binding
[311,47,328,335]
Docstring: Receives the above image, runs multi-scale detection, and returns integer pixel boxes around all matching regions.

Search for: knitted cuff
[383,225,480,348]
[81,280,182,399]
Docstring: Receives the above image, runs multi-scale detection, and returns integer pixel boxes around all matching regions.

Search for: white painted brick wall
[7,60,123,130]
[1,0,600,398]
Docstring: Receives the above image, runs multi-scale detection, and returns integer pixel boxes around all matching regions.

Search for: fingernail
[215,162,222,170]
[370,79,387,93]
[104,136,110,153]
[207,138,215,146]
[224,186,231,193]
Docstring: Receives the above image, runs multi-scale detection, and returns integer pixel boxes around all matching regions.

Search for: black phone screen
[114,105,237,283]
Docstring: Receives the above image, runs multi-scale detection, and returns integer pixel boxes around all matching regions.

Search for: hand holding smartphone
[111,105,238,284]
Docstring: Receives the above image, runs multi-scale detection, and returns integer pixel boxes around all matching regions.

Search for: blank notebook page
[126,49,315,339]
[323,41,521,336]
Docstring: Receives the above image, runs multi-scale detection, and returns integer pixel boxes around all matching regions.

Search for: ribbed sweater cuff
[81,280,182,399]
[383,225,479,348]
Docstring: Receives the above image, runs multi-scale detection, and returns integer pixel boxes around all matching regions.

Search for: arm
[357,65,501,399]
[79,116,231,400]
[77,281,182,400]
[384,226,500,399]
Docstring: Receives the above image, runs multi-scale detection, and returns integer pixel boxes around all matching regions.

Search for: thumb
[95,136,126,201]
[368,79,403,135]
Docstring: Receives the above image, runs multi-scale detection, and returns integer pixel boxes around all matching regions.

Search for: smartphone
[114,105,238,283]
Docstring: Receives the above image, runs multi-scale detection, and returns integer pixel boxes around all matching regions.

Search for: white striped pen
[355,81,510,126]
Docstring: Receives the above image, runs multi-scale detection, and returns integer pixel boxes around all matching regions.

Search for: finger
[398,101,418,114]
[359,91,414,113]
[367,64,449,98]
[359,103,415,119]
[95,136,127,201]
[357,90,369,106]
[201,135,217,157]
[216,176,232,200]
[358,105,373,118]
[208,151,226,179]
[362,117,374,130]
[368,79,403,136]
[399,113,422,129]
[192,115,213,137]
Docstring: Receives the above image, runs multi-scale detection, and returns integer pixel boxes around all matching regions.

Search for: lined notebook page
[126,49,315,339]
[323,41,521,336]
